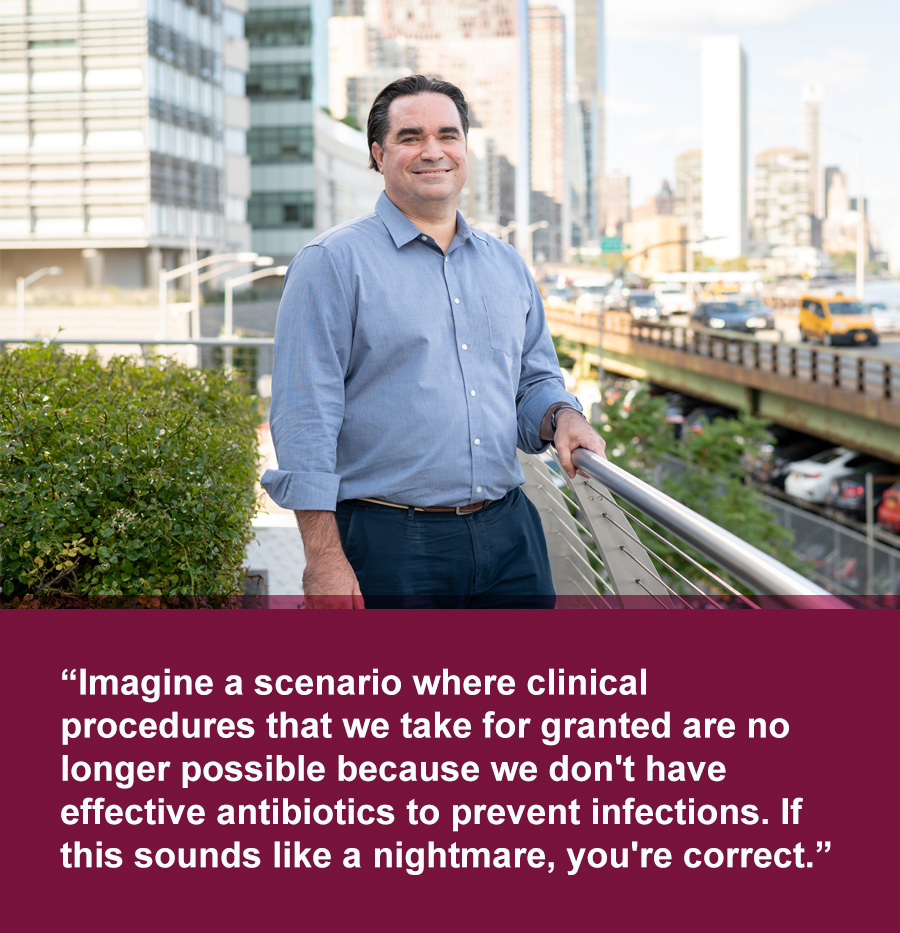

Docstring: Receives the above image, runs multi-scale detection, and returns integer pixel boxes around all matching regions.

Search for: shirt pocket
[483,295,528,359]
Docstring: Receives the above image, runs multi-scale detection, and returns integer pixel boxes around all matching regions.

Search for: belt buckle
[455,505,469,515]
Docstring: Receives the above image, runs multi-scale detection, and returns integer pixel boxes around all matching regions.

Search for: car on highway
[622,289,665,320]
[784,447,888,505]
[744,433,833,489]
[877,482,900,533]
[690,298,774,334]
[824,463,900,519]
[652,283,695,315]
[865,301,900,334]
[798,294,879,346]
[683,405,734,436]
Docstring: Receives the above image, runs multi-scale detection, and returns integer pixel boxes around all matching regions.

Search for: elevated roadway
[547,307,900,463]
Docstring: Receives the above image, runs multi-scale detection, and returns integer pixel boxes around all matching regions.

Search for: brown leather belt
[359,497,494,515]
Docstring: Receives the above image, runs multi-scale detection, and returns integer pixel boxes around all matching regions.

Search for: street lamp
[197,256,273,285]
[157,250,263,340]
[472,219,549,265]
[222,265,288,369]
[16,266,62,340]
[617,235,725,279]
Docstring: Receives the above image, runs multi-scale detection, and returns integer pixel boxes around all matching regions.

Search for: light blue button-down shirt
[260,192,580,510]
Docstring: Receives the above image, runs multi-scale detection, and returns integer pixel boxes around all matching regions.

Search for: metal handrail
[0,336,274,348]
[570,448,837,605]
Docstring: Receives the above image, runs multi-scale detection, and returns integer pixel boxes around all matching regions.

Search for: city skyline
[597,0,899,244]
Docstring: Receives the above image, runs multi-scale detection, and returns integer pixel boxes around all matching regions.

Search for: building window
[248,191,314,228]
[226,196,246,223]
[223,7,244,39]
[245,7,312,47]
[247,125,313,163]
[224,127,246,155]
[223,66,245,97]
[246,62,312,99]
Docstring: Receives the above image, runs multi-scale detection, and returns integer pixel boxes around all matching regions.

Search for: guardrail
[521,449,839,609]
[545,308,899,404]
[0,335,274,356]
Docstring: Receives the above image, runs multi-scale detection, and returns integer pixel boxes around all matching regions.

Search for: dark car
[691,298,774,334]
[621,289,665,320]
[683,405,733,436]
[824,463,900,519]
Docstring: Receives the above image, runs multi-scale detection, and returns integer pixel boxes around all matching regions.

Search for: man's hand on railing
[553,408,607,479]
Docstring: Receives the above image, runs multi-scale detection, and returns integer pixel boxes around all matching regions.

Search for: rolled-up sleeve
[515,270,581,453]
[260,245,353,511]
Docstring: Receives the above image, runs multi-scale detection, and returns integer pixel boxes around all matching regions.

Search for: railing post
[517,451,598,603]
[548,451,670,600]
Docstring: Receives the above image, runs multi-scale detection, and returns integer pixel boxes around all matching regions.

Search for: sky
[579,0,899,247]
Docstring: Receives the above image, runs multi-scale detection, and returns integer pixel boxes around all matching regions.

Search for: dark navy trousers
[335,486,556,609]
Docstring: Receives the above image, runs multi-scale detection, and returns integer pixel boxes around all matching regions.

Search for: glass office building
[0,0,250,291]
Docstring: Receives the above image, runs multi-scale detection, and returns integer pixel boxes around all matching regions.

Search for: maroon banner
[3,609,896,930]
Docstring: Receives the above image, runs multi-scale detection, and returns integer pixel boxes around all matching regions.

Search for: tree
[596,386,806,596]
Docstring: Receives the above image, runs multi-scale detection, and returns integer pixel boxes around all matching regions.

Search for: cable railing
[521,449,840,609]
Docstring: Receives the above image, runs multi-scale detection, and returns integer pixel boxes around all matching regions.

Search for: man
[261,75,606,608]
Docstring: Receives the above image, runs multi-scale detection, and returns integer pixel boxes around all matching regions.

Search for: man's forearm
[294,509,363,606]
[294,509,344,558]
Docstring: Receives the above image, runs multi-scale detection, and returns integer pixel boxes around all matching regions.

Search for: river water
[864,279,900,305]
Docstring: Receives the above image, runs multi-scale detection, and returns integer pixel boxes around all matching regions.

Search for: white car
[866,301,900,334]
[653,284,695,315]
[784,447,883,504]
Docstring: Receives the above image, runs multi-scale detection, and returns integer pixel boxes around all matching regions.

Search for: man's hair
[367,74,469,172]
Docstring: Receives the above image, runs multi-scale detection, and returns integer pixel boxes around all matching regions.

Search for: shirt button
[470,390,476,396]
[476,486,482,493]
[474,438,480,445]
[461,343,468,350]
[444,256,449,262]
[420,235,427,241]
[454,298,460,304]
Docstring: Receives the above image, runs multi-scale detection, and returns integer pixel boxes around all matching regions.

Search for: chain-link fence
[763,495,900,595]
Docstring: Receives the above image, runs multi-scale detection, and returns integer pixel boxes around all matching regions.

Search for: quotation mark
[62,669,77,681]
[816,841,831,853]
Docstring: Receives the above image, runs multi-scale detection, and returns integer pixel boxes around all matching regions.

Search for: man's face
[371,92,468,216]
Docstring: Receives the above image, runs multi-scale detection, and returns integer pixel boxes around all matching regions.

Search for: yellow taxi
[798,293,879,346]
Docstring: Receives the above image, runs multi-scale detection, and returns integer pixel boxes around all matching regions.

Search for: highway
[667,310,900,360]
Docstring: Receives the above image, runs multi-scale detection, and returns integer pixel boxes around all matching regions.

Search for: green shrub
[1,346,260,604]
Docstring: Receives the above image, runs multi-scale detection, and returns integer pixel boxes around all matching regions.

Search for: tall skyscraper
[803,84,824,220]
[246,0,382,263]
[824,165,842,217]
[0,0,250,290]
[752,148,812,249]
[700,35,747,260]
[674,150,702,243]
[573,0,605,240]
[246,0,316,262]
[529,3,567,263]
[603,170,630,237]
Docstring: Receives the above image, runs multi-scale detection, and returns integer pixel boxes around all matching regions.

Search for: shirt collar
[375,191,484,248]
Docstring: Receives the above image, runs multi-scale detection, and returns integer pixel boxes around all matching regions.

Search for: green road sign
[601,238,631,253]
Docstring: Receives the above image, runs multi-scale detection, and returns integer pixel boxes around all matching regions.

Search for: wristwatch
[550,405,587,433]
